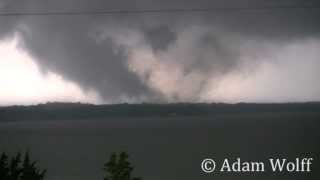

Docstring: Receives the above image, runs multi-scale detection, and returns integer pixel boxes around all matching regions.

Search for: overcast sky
[0,0,319,105]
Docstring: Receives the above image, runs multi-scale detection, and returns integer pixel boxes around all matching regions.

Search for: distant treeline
[0,102,320,121]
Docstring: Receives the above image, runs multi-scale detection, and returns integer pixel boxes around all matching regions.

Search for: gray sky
[0,0,320,105]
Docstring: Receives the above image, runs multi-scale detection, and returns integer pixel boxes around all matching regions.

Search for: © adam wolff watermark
[201,158,313,173]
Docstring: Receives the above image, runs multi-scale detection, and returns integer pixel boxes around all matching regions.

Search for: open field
[0,103,319,180]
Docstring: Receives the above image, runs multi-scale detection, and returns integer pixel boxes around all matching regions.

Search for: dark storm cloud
[144,25,176,52]
[0,0,319,102]
[17,15,156,103]
[0,0,25,39]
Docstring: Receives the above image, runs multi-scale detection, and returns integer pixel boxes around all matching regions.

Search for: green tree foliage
[0,151,46,180]
[103,152,141,180]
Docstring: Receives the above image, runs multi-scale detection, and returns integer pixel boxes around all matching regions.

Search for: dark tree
[103,152,141,180]
[9,152,22,180]
[0,151,46,180]
[0,152,9,179]
[20,152,46,180]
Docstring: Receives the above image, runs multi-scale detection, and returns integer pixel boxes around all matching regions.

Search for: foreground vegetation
[0,152,46,180]
[0,151,141,180]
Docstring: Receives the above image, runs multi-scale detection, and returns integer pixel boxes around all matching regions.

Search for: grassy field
[0,103,319,180]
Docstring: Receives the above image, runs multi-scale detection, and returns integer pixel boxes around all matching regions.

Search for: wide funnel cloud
[0,0,320,103]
